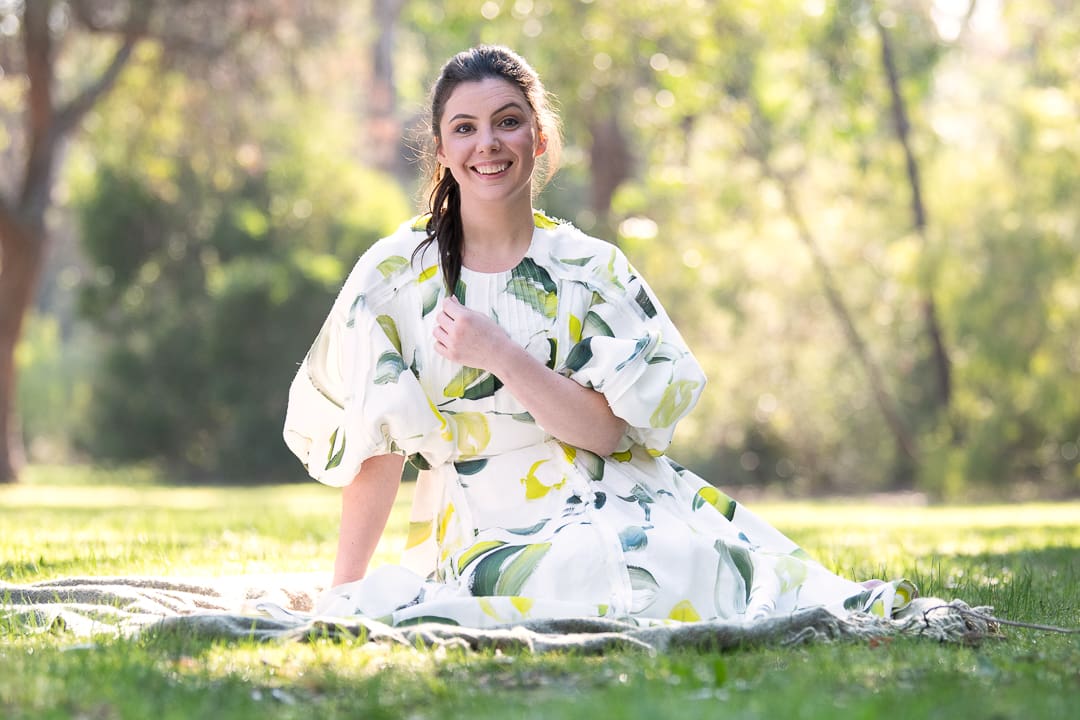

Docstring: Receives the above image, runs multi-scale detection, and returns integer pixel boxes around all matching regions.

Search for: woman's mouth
[472,162,511,177]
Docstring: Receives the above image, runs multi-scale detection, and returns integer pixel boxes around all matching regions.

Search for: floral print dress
[283,212,915,627]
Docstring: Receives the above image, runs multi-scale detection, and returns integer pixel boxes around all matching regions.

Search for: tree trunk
[738,98,918,462]
[369,0,407,179]
[768,166,918,462]
[0,0,142,481]
[876,15,953,411]
[0,217,45,483]
[588,110,632,236]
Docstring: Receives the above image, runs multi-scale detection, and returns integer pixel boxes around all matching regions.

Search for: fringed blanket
[1,576,1000,653]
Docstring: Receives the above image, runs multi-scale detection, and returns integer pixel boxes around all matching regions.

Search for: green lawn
[2,466,1077,720]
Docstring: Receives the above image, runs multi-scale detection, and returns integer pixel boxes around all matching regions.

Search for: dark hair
[413,45,562,294]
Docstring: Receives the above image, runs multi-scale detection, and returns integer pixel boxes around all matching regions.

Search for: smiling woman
[282,46,932,629]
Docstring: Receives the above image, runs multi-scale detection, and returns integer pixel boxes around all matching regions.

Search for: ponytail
[414,166,464,296]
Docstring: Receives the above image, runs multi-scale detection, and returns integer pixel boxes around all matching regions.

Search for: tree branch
[55,3,150,136]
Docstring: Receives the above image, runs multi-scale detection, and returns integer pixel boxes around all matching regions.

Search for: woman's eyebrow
[448,102,526,123]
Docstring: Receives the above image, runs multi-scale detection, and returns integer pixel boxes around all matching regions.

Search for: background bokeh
[2,0,1078,499]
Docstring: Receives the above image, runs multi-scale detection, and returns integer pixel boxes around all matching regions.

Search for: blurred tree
[70,40,410,479]
[0,0,143,483]
[0,0,336,482]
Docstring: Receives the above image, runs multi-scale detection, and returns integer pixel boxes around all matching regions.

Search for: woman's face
[436,77,547,208]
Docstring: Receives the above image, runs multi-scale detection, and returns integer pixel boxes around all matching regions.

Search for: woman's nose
[477,128,500,153]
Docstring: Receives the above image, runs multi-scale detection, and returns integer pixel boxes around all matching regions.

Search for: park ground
[1,466,1077,719]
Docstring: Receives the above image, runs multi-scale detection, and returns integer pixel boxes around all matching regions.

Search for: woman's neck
[458,195,536,272]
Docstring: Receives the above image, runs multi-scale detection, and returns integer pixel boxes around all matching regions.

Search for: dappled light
[1,1,1078,497]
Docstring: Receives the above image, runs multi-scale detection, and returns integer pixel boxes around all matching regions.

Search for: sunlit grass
[1,467,1077,720]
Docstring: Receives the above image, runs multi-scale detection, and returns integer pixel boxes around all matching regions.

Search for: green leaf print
[462,374,503,401]
[469,544,552,596]
[774,554,809,594]
[405,520,433,550]
[506,277,558,318]
[346,293,365,328]
[325,428,345,470]
[443,366,504,400]
[558,256,593,266]
[451,411,491,458]
[604,249,626,291]
[407,453,431,471]
[374,351,407,385]
[574,448,605,482]
[454,458,488,475]
[712,540,749,615]
[691,485,736,521]
[454,277,467,304]
[615,335,651,372]
[727,543,754,605]
[545,338,557,370]
[569,314,583,344]
[470,546,521,594]
[843,589,873,612]
[376,315,402,354]
[627,566,660,613]
[494,543,552,595]
[532,210,561,230]
[457,540,507,572]
[582,310,615,338]
[505,519,550,536]
[421,281,441,316]
[634,286,658,318]
[376,255,410,279]
[650,379,701,428]
[521,459,567,500]
[305,319,344,409]
[512,257,558,293]
[646,343,681,366]
[562,337,594,373]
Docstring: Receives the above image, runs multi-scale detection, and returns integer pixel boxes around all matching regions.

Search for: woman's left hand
[433,297,511,371]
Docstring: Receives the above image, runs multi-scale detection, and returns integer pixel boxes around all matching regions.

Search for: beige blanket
[1,576,1000,653]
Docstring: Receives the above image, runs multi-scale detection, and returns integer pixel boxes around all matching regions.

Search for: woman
[283,46,914,626]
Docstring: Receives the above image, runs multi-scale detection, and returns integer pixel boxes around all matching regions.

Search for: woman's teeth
[475,163,509,175]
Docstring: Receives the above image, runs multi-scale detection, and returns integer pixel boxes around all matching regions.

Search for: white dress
[283,212,915,627]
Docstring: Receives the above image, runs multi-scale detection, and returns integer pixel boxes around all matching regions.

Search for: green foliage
[69,49,410,480]
[13,315,94,463]
[13,2,1077,494]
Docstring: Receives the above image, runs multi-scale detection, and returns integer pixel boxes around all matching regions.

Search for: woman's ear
[535,131,548,158]
[435,136,445,163]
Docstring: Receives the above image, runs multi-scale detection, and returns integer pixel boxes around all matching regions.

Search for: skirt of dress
[316,441,916,628]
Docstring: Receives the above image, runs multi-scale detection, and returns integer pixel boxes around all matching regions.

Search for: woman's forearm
[490,342,626,456]
[332,453,405,586]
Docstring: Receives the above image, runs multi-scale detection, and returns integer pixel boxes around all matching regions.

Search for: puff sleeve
[559,246,706,454]
[283,249,448,487]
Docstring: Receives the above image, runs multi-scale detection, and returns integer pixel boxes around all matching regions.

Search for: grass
[1,465,1077,719]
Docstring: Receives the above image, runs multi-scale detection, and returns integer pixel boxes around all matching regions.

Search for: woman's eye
[453,124,474,134]
[499,117,521,128]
